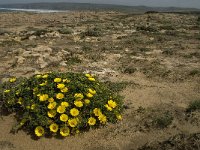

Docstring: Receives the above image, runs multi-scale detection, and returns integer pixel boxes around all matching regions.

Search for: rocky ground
[0,11,200,150]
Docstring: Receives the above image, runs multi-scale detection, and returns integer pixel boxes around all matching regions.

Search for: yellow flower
[35,74,42,78]
[105,104,113,111]
[70,108,79,117]
[60,114,69,122]
[88,117,96,126]
[74,93,84,100]
[86,93,93,98]
[31,104,36,110]
[84,99,90,105]
[33,87,38,92]
[85,73,93,78]
[61,102,69,107]
[63,78,70,83]
[88,88,96,95]
[39,94,49,101]
[47,102,57,110]
[48,110,57,118]
[93,108,102,116]
[108,100,117,108]
[26,106,30,109]
[4,90,10,93]
[56,93,64,99]
[39,81,47,86]
[57,84,65,89]
[75,130,80,134]
[35,126,44,137]
[57,106,66,114]
[48,97,54,103]
[15,91,20,95]
[74,100,83,107]
[49,123,59,133]
[9,77,16,83]
[88,77,95,81]
[60,127,70,136]
[42,74,48,79]
[20,119,27,126]
[98,114,107,124]
[54,78,62,83]
[116,114,122,120]
[61,87,68,93]
[68,118,78,127]
[17,97,23,104]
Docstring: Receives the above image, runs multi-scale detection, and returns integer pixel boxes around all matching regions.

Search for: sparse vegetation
[189,69,200,76]
[105,81,130,93]
[123,66,137,74]
[0,29,9,35]
[58,28,73,34]
[81,27,102,37]
[138,133,200,150]
[152,112,173,128]
[66,56,82,65]
[0,9,199,149]
[187,100,200,112]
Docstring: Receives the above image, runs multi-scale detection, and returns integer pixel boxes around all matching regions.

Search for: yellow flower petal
[88,117,96,126]
[48,110,57,118]
[93,108,102,116]
[88,77,95,81]
[39,94,49,101]
[61,102,69,107]
[70,108,79,117]
[61,87,68,93]
[84,99,90,105]
[48,97,54,103]
[35,126,44,137]
[57,106,66,114]
[74,100,83,107]
[60,114,69,122]
[116,114,122,120]
[47,102,57,110]
[108,100,117,108]
[68,118,78,127]
[54,78,62,83]
[86,93,93,98]
[60,127,70,136]
[105,104,113,111]
[57,84,65,89]
[9,77,16,83]
[56,93,64,99]
[88,88,96,95]
[49,123,58,133]
[74,93,84,100]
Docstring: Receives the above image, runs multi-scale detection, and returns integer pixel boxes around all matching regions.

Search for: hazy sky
[0,0,200,9]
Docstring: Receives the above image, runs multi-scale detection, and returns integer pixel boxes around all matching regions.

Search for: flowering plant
[0,72,123,138]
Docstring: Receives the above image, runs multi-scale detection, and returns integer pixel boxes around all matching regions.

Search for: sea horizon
[0,7,68,13]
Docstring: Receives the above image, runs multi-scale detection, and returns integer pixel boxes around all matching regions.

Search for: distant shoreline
[0,8,69,13]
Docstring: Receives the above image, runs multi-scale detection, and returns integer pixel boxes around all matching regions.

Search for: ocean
[0,8,68,13]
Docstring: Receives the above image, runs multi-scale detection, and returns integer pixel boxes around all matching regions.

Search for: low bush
[0,72,123,138]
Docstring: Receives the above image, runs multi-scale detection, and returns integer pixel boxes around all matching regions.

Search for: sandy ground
[0,11,200,150]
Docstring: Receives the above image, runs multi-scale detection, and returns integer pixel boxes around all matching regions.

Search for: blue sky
[0,0,200,8]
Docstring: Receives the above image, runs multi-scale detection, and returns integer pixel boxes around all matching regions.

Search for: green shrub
[197,16,200,22]
[33,29,49,36]
[189,69,200,76]
[81,27,102,37]
[187,100,200,112]
[152,112,173,128]
[0,72,123,138]
[58,28,73,34]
